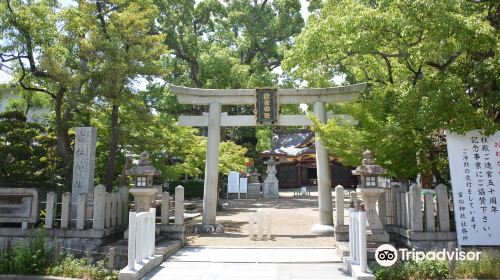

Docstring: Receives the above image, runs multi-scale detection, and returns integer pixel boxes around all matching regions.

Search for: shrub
[0,230,55,275]
[371,260,450,280]
[452,251,500,279]
[47,254,118,280]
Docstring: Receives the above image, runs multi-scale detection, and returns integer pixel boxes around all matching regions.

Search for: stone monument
[126,151,161,212]
[71,127,97,217]
[352,150,389,242]
[247,171,262,199]
[263,158,279,199]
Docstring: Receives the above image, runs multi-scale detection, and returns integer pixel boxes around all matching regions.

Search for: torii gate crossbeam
[170,83,368,234]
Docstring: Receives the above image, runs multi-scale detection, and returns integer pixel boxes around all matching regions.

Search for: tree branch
[17,57,56,99]
[426,51,462,71]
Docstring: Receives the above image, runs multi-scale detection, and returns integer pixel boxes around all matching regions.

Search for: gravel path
[185,191,342,247]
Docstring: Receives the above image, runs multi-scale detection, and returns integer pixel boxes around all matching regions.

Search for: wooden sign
[256,88,278,125]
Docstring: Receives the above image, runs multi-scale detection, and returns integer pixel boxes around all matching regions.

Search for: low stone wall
[385,225,457,251]
[0,227,123,259]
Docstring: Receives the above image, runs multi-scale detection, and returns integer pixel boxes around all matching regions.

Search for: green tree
[285,0,500,181]
[1,0,167,190]
[0,111,62,186]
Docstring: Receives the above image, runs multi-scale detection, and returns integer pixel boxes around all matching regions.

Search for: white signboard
[227,171,240,194]
[446,130,500,246]
[239,178,248,194]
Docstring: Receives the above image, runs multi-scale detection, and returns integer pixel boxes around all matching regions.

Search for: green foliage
[0,230,55,275]
[285,0,500,181]
[47,254,118,280]
[170,180,204,198]
[452,251,500,279]
[0,111,62,186]
[0,230,116,279]
[371,260,450,280]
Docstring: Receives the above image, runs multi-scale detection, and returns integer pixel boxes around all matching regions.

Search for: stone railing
[344,207,373,279]
[43,185,128,232]
[127,208,156,270]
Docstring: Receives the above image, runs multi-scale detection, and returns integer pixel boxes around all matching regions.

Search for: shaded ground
[185,191,343,247]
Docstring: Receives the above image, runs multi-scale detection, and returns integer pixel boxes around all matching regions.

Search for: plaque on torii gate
[170,83,368,234]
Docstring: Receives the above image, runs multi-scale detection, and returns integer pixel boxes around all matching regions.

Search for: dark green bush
[170,180,204,198]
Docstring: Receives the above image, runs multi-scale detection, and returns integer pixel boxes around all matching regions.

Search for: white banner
[227,171,240,194]
[446,130,500,246]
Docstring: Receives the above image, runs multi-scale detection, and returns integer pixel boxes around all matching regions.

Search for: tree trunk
[105,104,120,192]
[54,90,73,190]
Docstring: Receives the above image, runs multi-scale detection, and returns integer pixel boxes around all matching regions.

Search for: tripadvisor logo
[375,244,482,267]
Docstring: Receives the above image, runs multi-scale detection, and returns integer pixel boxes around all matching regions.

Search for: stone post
[335,185,344,226]
[350,191,358,210]
[60,192,71,229]
[311,101,334,234]
[111,192,118,227]
[71,127,97,217]
[105,192,111,229]
[119,186,129,226]
[405,192,411,229]
[117,192,124,226]
[436,184,450,231]
[161,192,170,225]
[202,101,222,225]
[409,184,423,231]
[45,192,57,229]
[378,190,387,225]
[175,186,184,225]
[424,192,435,232]
[93,185,106,230]
[76,192,87,230]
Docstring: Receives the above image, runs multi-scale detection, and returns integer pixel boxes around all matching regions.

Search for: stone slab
[71,127,96,204]
[0,188,39,224]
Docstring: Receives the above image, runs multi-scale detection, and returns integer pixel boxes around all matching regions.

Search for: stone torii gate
[171,83,367,234]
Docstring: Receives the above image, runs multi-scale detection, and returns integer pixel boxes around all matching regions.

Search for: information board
[228,171,240,194]
[239,178,248,194]
[446,130,500,245]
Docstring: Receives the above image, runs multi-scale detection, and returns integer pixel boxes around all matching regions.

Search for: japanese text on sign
[256,88,278,125]
[446,130,500,246]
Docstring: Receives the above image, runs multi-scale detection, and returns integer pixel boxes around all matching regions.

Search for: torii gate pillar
[311,101,334,234]
[203,101,222,225]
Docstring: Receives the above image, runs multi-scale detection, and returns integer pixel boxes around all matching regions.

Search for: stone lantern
[263,158,279,199]
[352,150,389,242]
[126,151,161,212]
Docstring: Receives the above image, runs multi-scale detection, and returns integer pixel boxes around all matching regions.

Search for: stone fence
[382,183,457,250]
[43,185,128,232]
[334,183,457,250]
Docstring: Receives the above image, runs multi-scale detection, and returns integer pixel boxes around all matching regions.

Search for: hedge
[170,180,204,198]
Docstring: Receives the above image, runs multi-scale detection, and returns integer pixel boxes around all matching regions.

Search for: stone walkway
[142,247,352,280]
[185,190,353,247]
[142,191,356,280]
